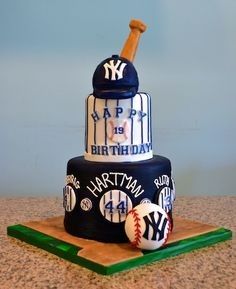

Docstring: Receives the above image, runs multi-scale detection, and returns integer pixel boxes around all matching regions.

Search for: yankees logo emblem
[80,198,92,211]
[142,211,168,241]
[103,60,127,80]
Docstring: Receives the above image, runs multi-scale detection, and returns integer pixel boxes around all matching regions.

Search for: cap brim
[93,87,137,99]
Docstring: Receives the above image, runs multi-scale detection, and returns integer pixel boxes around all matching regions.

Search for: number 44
[105,200,127,214]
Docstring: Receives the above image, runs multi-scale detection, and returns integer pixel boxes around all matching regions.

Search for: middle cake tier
[84,92,153,162]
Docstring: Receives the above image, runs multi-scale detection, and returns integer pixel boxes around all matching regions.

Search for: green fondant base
[7,222,232,275]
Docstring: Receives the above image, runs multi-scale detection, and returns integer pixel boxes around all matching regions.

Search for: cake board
[7,216,232,275]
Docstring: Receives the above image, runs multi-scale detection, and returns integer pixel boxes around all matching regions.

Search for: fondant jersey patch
[63,185,76,212]
[99,190,133,223]
[158,187,175,213]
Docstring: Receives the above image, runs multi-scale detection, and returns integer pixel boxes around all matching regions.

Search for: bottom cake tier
[63,155,176,242]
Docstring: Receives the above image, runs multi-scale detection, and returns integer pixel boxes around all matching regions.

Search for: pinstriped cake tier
[84,93,153,162]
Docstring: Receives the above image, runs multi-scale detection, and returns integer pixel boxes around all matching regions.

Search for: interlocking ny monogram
[143,211,168,241]
[103,60,127,80]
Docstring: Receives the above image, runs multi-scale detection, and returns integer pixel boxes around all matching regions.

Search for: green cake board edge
[7,224,232,275]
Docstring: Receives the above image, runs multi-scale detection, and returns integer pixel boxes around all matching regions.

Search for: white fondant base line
[84,151,153,162]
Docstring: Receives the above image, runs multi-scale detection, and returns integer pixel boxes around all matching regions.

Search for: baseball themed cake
[7,19,232,274]
[63,19,176,247]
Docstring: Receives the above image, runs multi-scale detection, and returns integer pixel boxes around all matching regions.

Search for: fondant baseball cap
[92,55,139,99]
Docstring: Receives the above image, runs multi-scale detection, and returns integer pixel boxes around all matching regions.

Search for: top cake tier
[84,55,153,163]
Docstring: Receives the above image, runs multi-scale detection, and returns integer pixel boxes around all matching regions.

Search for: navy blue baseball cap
[92,55,139,99]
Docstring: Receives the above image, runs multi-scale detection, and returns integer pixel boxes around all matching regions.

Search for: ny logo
[143,211,168,241]
[103,60,127,80]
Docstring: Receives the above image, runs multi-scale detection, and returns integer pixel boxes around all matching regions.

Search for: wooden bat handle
[120,19,147,62]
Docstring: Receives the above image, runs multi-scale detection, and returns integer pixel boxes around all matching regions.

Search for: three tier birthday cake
[63,19,176,245]
[6,18,232,277]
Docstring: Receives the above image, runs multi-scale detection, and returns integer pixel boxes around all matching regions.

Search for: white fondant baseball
[125,203,171,250]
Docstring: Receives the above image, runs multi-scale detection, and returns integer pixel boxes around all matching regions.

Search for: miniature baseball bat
[120,19,147,62]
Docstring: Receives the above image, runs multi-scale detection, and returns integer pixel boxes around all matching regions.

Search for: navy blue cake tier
[63,155,175,243]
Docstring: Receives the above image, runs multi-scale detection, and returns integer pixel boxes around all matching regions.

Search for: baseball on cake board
[7,19,232,274]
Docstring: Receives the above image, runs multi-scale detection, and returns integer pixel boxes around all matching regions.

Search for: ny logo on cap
[103,60,127,80]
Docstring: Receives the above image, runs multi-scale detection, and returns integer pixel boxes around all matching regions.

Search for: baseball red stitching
[162,214,172,247]
[128,208,142,247]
